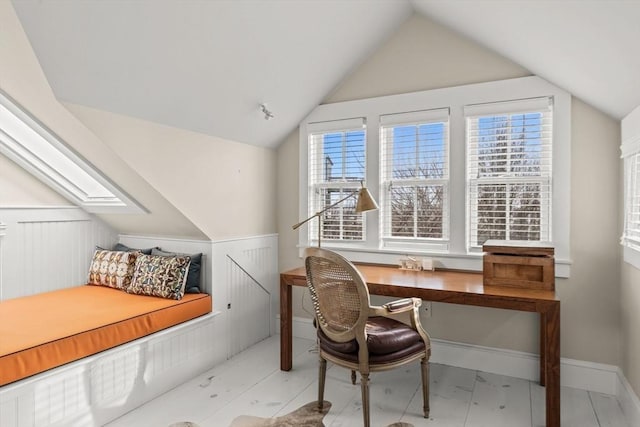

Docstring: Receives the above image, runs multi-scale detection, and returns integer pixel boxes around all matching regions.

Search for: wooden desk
[280,265,561,427]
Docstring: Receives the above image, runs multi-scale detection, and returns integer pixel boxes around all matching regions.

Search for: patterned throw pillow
[151,248,203,294]
[87,250,138,290]
[128,254,191,300]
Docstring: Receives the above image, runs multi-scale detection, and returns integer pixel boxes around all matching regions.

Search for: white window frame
[621,113,640,270]
[298,76,571,277]
[0,90,146,214]
[465,97,553,252]
[379,108,450,252]
[307,118,367,245]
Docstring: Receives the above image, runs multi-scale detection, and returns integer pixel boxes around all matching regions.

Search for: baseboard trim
[617,368,640,426]
[280,315,620,395]
[429,337,619,395]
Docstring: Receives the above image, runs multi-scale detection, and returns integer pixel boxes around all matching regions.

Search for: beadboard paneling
[0,313,223,427]
[0,207,117,300]
[227,256,271,356]
[120,233,278,359]
[212,234,278,358]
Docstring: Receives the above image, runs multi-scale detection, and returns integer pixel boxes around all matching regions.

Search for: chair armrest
[370,298,421,316]
[385,298,418,312]
[369,298,431,347]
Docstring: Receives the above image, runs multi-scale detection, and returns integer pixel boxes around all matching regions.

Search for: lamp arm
[291,191,357,230]
[291,212,319,230]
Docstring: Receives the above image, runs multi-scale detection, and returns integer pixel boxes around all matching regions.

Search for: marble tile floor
[106,336,630,427]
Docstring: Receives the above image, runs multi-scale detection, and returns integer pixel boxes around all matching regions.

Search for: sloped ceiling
[411,0,640,120]
[11,0,640,151]
[0,1,207,239]
[10,0,413,149]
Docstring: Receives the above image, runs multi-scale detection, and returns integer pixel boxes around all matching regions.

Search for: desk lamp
[292,182,378,247]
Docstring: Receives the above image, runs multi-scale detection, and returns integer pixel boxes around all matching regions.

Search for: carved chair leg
[421,358,430,418]
[351,370,357,385]
[360,373,370,427]
[318,357,327,409]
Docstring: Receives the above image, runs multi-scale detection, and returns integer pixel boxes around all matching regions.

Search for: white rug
[229,401,331,427]
[168,402,414,427]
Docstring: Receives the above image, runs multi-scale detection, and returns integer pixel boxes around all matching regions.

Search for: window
[621,115,640,270]
[465,98,553,251]
[307,118,366,244]
[299,77,570,276]
[623,153,640,250]
[380,109,449,251]
[0,90,145,213]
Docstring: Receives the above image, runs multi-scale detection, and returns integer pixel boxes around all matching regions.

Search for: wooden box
[482,240,555,290]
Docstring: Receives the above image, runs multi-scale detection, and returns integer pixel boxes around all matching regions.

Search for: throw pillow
[151,248,203,293]
[113,243,158,255]
[128,254,191,300]
[87,249,138,290]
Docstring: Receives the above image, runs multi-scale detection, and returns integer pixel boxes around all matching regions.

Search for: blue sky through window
[322,130,365,182]
[384,121,447,240]
[391,123,445,180]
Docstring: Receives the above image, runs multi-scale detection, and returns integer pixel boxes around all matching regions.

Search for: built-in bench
[0,222,277,427]
[0,285,211,387]
[0,235,225,427]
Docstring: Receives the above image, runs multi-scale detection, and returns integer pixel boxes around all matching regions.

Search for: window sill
[297,244,571,278]
[623,245,640,271]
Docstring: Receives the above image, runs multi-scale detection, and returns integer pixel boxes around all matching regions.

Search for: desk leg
[280,279,293,371]
[540,311,547,386]
[545,303,561,427]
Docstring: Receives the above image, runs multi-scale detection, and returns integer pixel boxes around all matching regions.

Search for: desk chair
[303,248,431,427]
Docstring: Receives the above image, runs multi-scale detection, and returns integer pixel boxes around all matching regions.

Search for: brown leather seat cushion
[318,316,424,363]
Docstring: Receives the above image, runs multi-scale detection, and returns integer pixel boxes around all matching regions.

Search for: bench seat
[0,285,211,387]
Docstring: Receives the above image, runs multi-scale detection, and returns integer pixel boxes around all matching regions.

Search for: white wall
[325,12,530,103]
[0,154,71,206]
[278,13,622,366]
[64,103,277,241]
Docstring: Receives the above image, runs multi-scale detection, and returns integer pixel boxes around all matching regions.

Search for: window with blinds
[622,151,640,250]
[465,97,553,249]
[308,118,366,243]
[380,109,449,246]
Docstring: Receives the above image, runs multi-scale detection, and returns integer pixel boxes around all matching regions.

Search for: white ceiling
[10,0,413,148]
[411,0,640,121]
[11,0,640,149]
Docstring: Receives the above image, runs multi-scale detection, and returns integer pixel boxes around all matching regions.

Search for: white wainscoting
[212,234,279,359]
[0,221,6,302]
[121,233,279,359]
[0,207,118,300]
[0,313,224,427]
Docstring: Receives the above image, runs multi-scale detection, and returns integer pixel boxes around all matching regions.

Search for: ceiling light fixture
[260,103,274,120]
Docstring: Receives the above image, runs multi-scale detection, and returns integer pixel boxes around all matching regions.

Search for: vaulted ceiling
[12,0,640,149]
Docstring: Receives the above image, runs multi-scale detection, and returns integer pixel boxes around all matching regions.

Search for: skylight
[0,90,146,213]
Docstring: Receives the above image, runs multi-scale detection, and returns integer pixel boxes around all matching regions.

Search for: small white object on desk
[399,256,434,271]
[421,258,434,271]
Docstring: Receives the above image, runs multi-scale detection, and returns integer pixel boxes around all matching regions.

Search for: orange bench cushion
[0,285,212,387]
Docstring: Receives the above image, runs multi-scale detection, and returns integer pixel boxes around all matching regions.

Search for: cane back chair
[303,247,431,427]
